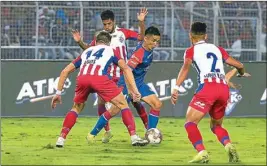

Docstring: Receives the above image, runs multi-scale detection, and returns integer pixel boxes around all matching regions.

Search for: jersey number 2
[206,52,220,72]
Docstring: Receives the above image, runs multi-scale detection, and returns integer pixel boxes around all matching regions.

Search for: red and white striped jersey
[184,40,230,84]
[90,26,139,78]
[72,45,121,77]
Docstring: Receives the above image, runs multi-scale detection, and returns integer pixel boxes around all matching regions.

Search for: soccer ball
[145,128,163,144]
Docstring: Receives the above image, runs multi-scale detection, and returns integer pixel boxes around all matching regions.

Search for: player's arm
[51,56,81,109]
[137,7,148,41]
[218,46,250,77]
[174,58,192,89]
[171,48,193,105]
[171,59,192,105]
[71,29,95,50]
[57,63,76,92]
[225,68,242,89]
[113,49,141,101]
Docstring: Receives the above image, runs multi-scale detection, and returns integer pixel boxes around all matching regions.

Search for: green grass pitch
[1,117,266,165]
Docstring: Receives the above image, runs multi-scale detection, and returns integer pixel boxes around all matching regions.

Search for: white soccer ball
[145,128,163,144]
[183,78,193,89]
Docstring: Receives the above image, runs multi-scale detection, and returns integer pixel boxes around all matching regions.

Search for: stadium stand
[1,1,266,61]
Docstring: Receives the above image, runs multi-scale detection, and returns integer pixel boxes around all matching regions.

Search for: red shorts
[73,75,122,103]
[189,83,229,120]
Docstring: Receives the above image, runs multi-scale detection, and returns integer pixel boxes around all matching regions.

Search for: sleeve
[183,46,194,60]
[72,55,82,68]
[119,28,138,40]
[218,46,230,62]
[89,37,96,46]
[112,48,122,65]
[127,50,144,69]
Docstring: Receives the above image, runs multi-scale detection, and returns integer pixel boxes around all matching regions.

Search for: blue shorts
[119,83,155,103]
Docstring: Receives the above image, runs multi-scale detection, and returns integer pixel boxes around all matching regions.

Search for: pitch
[1,117,266,165]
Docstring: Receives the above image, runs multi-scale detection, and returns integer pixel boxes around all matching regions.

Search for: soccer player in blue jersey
[87,26,162,141]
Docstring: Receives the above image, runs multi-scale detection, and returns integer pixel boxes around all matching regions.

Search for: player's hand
[131,91,141,102]
[236,72,251,77]
[51,95,62,109]
[71,29,82,42]
[171,89,179,105]
[228,81,242,90]
[137,7,148,22]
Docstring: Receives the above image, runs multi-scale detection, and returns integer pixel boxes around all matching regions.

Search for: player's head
[101,10,116,33]
[95,31,112,45]
[189,22,207,44]
[143,26,161,50]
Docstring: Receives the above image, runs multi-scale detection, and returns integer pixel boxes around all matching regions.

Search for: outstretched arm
[137,7,148,41]
[171,58,192,105]
[71,29,94,50]
[51,63,76,109]
[117,59,140,102]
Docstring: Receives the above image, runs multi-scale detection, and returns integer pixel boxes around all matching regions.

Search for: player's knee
[108,106,120,117]
[111,95,129,111]
[153,100,162,110]
[72,103,85,114]
[210,118,223,133]
[97,96,105,105]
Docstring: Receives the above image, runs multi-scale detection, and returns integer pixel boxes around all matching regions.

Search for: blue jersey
[125,43,153,85]
[117,43,155,100]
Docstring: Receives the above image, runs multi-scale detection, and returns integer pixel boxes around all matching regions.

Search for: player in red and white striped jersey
[52,31,148,147]
[72,9,149,143]
[171,22,250,163]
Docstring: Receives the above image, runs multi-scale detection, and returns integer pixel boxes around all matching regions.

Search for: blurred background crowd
[1,1,266,61]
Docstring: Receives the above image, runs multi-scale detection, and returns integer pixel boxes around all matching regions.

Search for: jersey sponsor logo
[194,101,206,109]
[260,89,266,105]
[16,77,71,104]
[225,89,242,116]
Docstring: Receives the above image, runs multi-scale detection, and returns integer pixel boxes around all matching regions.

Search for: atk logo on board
[16,77,71,104]
[225,88,242,116]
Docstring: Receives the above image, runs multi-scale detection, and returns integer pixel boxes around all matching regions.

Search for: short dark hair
[145,26,161,36]
[96,31,112,44]
[190,22,207,35]
[101,10,115,21]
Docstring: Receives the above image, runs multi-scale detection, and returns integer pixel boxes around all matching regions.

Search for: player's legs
[209,86,239,163]
[56,103,85,147]
[185,84,216,163]
[87,76,148,146]
[142,94,162,129]
[88,92,148,146]
[138,84,161,129]
[97,96,111,132]
[131,101,148,129]
[185,106,209,163]
[56,76,92,147]
[120,83,148,129]
[96,95,113,143]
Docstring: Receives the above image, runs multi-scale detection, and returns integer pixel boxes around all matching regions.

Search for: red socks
[185,122,205,152]
[132,102,148,129]
[211,125,231,146]
[121,108,136,136]
[60,111,78,139]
